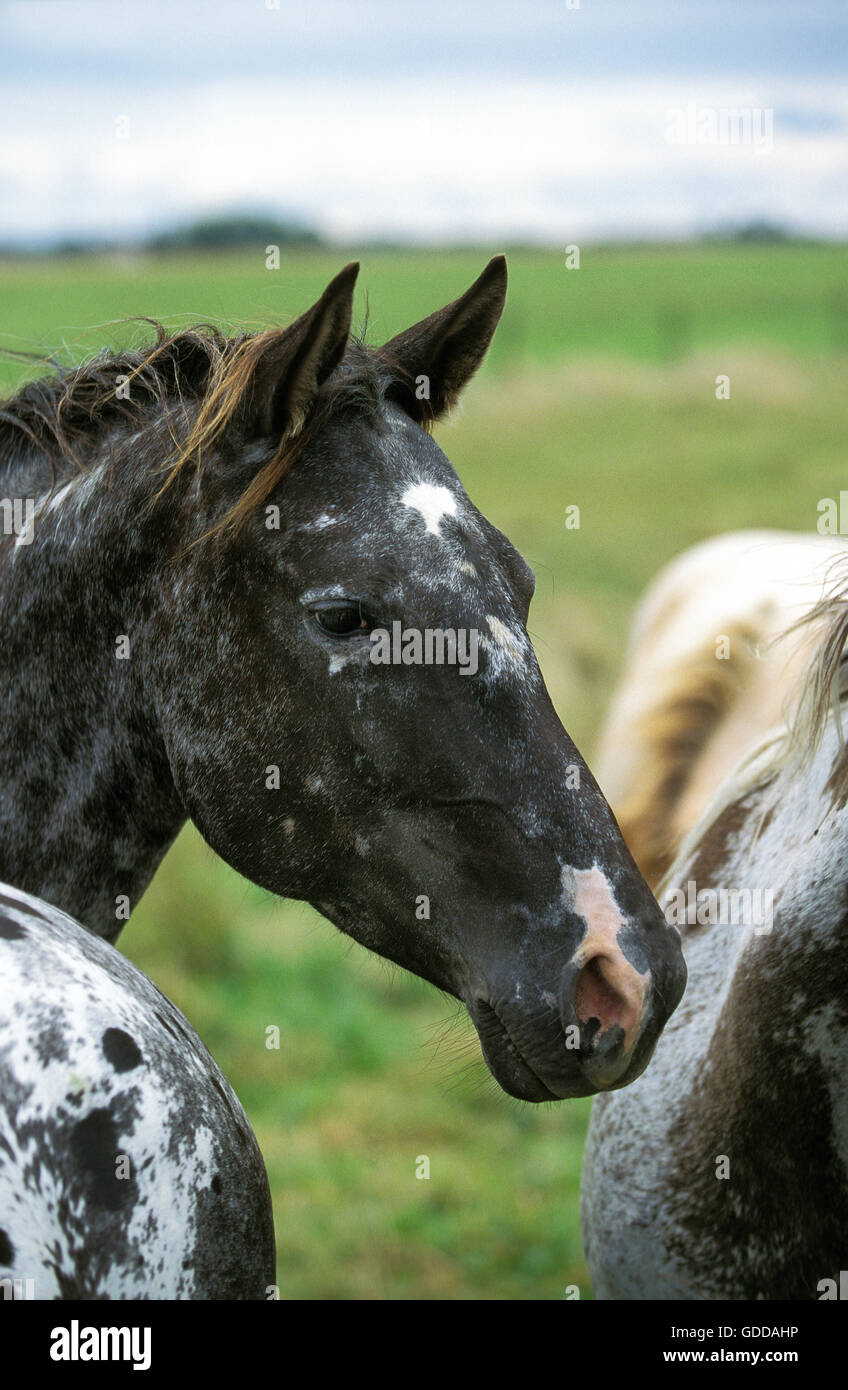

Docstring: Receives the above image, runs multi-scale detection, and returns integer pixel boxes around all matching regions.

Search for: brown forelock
[0,328,418,541]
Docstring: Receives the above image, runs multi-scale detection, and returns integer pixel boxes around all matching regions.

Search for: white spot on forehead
[401,482,457,537]
[460,561,478,578]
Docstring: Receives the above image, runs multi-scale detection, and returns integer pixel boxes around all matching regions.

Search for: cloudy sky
[1,0,846,245]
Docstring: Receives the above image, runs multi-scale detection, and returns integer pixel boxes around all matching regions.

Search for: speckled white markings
[301,512,338,531]
[485,615,524,663]
[0,881,271,1299]
[328,648,362,675]
[479,615,531,681]
[401,482,457,536]
[7,465,110,563]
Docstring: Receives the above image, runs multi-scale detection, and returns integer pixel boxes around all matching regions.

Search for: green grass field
[3,242,847,1298]
[2,242,847,392]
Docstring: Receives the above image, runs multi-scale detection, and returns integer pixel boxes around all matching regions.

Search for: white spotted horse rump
[0,883,274,1299]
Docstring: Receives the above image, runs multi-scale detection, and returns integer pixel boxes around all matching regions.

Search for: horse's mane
[0,323,419,538]
[602,625,767,889]
[677,554,848,856]
[777,555,848,793]
[655,563,848,901]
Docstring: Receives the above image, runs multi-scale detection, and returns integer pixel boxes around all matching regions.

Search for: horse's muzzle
[467,919,686,1101]
[560,916,687,1092]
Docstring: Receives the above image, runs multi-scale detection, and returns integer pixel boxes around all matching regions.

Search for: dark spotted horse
[0,259,685,1297]
[583,538,848,1299]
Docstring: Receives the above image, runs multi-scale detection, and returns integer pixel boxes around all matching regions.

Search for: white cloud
[1,67,846,243]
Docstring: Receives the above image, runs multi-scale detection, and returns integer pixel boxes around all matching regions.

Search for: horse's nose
[559,925,651,1088]
[561,939,647,1078]
[558,863,675,1086]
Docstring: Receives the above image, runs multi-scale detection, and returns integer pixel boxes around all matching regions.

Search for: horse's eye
[313,605,372,637]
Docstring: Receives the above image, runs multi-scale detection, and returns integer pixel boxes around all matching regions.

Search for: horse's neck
[674,725,848,1166]
[0,457,185,940]
[619,745,848,1295]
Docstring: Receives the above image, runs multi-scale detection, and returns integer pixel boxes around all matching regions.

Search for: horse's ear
[377,255,507,422]
[243,262,359,439]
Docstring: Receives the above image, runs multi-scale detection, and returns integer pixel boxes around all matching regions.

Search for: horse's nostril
[576,956,626,1032]
[573,951,647,1054]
